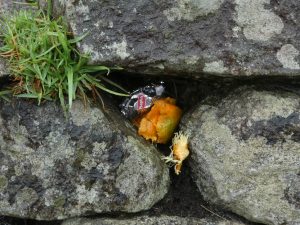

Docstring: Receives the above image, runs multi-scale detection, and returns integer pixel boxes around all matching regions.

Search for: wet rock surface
[62,215,246,225]
[0,99,169,220]
[62,0,300,77]
[182,86,300,225]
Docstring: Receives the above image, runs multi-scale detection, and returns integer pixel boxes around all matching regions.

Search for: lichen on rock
[182,86,300,225]
[276,44,300,70]
[62,0,300,77]
[234,0,284,41]
[203,60,227,74]
[163,0,225,21]
[0,99,169,220]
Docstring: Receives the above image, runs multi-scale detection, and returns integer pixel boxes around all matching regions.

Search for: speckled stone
[0,59,8,78]
[62,215,246,225]
[182,86,300,225]
[0,0,37,14]
[47,0,300,77]
[0,99,169,220]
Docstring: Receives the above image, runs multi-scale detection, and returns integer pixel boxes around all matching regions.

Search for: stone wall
[1,1,300,225]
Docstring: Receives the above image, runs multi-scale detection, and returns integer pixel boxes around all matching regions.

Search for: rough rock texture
[0,0,37,14]
[59,0,300,77]
[182,86,300,225]
[62,215,245,225]
[0,99,169,220]
[0,60,8,78]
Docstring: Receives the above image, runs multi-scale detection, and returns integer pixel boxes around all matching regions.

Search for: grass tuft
[0,10,129,112]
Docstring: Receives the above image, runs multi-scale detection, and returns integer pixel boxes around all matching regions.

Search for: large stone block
[0,99,169,220]
[182,86,300,224]
[62,0,300,77]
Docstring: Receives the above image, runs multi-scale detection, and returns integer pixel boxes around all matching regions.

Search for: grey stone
[181,87,300,225]
[56,0,300,77]
[0,99,169,220]
[62,215,246,225]
[0,0,38,14]
[0,60,8,78]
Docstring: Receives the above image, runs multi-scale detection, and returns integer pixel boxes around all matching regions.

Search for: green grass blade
[67,67,74,108]
[0,90,12,102]
[68,32,89,44]
[0,10,128,114]
[96,74,129,94]
[79,65,110,74]
[59,85,67,115]
[95,83,130,96]
[17,93,39,98]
